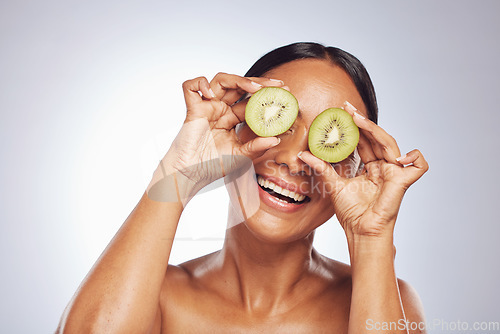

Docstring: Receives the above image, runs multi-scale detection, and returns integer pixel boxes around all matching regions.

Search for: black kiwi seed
[245,87,299,137]
[308,108,360,163]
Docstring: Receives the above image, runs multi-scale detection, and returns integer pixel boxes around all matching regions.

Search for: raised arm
[57,74,284,333]
[298,101,429,334]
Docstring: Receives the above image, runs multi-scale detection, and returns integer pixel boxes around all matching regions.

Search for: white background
[1,0,499,332]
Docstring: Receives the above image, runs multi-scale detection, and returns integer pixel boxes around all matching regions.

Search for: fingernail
[297,151,304,160]
[267,137,280,147]
[344,101,358,111]
[354,111,366,120]
[209,88,216,98]
[396,154,407,162]
[251,81,263,88]
[269,78,284,84]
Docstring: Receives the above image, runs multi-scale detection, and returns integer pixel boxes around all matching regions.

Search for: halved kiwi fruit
[245,87,299,137]
[308,108,359,163]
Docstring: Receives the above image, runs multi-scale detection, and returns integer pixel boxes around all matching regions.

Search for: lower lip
[258,185,307,213]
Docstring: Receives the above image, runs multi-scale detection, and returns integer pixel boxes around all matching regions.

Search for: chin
[231,199,328,245]
[243,215,314,244]
[225,157,335,244]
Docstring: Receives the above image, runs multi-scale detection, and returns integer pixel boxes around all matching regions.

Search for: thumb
[297,151,339,178]
[297,151,345,195]
[235,137,281,160]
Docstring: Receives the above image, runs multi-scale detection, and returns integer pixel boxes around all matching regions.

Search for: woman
[58,42,429,333]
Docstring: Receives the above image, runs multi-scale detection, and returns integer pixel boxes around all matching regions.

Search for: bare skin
[57,59,428,333]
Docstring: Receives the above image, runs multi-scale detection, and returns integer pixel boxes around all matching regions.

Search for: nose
[272,123,310,175]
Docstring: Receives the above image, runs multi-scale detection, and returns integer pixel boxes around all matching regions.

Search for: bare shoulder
[310,251,353,308]
[159,251,224,309]
[398,279,425,311]
[158,252,243,333]
[397,278,427,331]
[316,252,426,329]
[314,251,352,286]
[161,251,220,292]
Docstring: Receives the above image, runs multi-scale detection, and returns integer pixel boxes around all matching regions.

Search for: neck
[218,206,316,314]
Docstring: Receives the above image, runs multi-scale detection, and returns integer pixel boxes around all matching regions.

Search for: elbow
[56,303,115,334]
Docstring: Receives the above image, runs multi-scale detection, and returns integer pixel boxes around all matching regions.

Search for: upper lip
[257,173,310,197]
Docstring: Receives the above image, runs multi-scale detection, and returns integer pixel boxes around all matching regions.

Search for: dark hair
[245,42,378,124]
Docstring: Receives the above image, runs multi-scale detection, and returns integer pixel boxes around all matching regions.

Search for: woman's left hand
[298,102,429,239]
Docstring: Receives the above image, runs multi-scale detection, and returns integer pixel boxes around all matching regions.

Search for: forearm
[59,164,189,333]
[348,232,408,334]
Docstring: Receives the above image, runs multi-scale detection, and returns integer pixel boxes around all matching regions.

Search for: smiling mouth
[256,175,310,205]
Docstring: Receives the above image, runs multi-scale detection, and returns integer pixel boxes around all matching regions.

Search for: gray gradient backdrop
[1,0,499,333]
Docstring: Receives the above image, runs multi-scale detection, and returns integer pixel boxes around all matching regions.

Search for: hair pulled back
[245,42,378,124]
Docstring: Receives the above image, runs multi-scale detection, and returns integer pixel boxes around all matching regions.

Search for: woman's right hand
[150,73,284,203]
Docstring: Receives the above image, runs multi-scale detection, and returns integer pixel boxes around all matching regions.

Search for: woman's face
[234,59,368,243]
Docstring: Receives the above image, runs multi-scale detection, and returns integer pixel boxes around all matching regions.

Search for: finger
[365,133,387,161]
[247,77,285,87]
[343,102,385,161]
[235,136,281,160]
[364,161,383,184]
[297,151,339,179]
[298,151,346,195]
[210,73,263,104]
[397,149,429,184]
[182,77,215,108]
[344,101,402,164]
[212,74,288,106]
[216,102,243,129]
[350,115,400,163]
[357,132,377,164]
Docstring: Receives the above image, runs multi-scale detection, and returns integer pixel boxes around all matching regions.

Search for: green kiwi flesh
[308,108,359,163]
[245,87,299,137]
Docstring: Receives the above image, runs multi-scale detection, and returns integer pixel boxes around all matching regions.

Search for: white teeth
[257,176,306,202]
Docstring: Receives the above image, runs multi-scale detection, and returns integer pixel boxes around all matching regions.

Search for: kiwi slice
[308,108,360,163]
[245,87,299,137]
